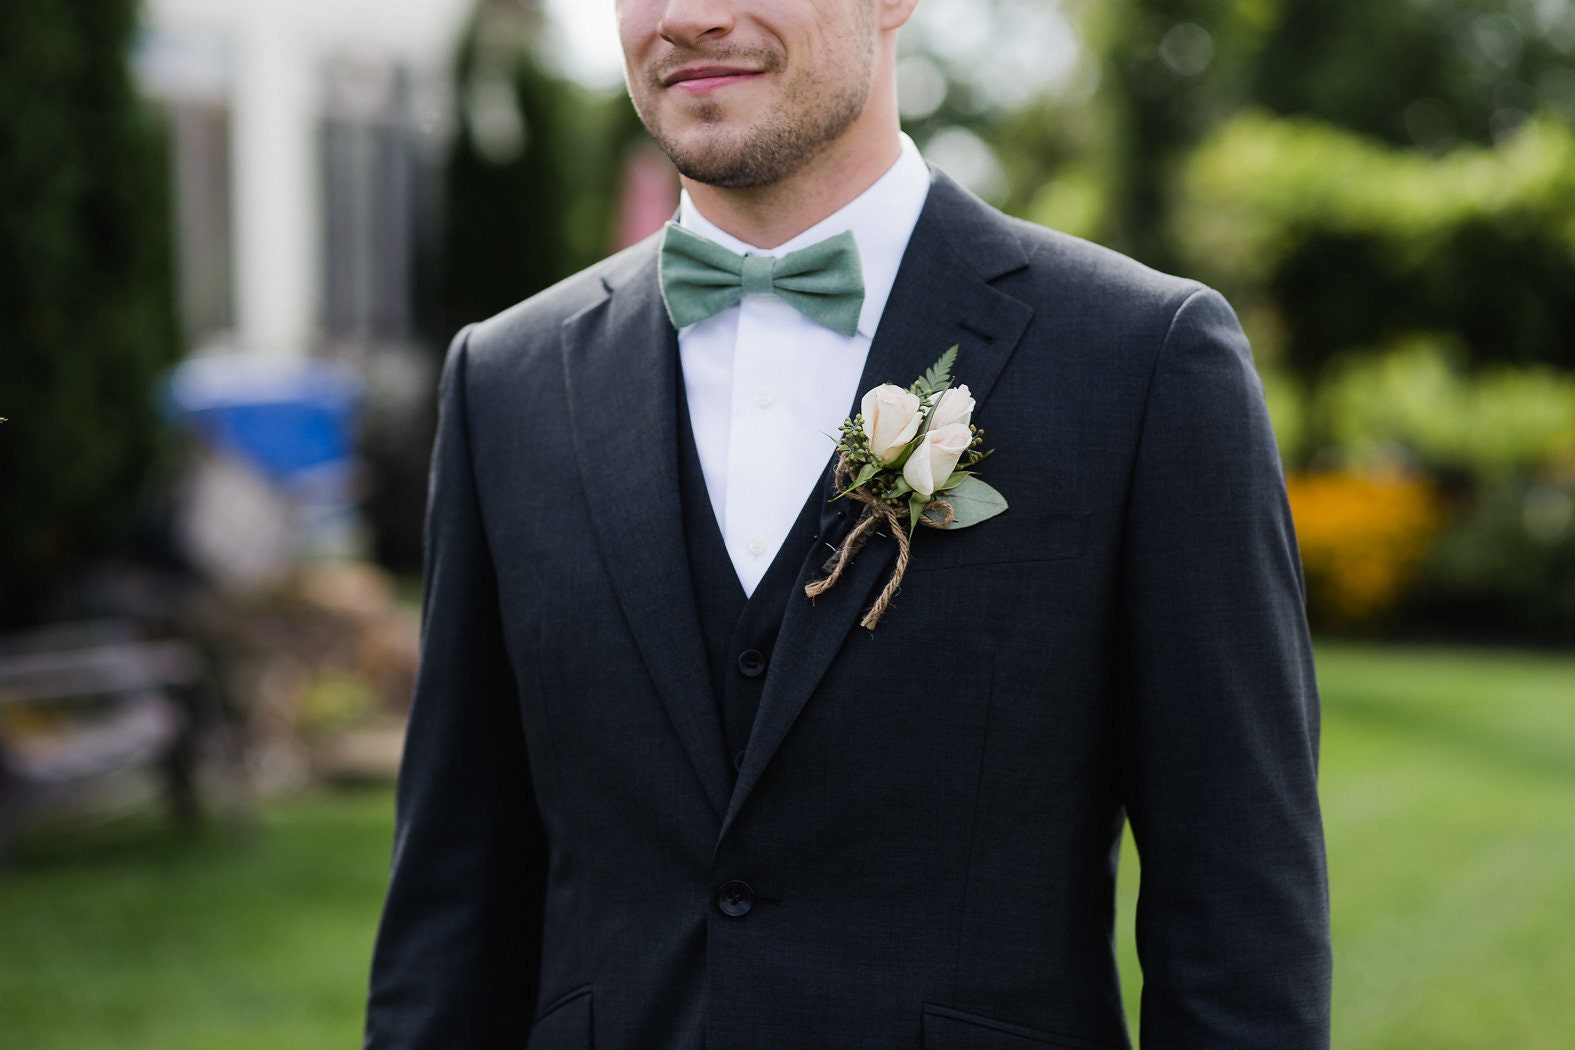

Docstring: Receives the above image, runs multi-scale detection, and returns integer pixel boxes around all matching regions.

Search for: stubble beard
[633,42,874,190]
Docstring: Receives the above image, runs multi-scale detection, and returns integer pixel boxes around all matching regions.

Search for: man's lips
[661,65,763,90]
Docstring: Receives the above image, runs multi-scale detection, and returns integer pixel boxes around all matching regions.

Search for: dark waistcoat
[675,382,831,775]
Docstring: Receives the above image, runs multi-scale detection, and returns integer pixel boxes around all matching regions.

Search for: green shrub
[0,1,179,623]
[1175,112,1575,377]
[440,6,636,335]
[1277,340,1575,641]
[1258,364,1310,464]
[1311,338,1575,479]
[1415,479,1575,643]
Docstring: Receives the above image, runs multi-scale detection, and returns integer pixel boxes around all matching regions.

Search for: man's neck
[681,133,904,250]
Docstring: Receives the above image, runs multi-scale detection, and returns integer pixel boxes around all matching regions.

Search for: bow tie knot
[739,254,779,297]
[659,222,865,337]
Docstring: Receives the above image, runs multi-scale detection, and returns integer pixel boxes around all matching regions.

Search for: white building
[137,0,476,359]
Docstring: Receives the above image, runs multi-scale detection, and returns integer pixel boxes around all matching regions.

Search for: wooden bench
[0,621,227,867]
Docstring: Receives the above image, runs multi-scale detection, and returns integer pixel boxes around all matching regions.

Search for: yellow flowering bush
[1286,472,1446,629]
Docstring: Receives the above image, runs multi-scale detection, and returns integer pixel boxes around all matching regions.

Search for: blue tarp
[165,356,361,486]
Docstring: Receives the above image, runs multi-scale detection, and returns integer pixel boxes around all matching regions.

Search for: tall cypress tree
[440,0,612,336]
[0,0,179,624]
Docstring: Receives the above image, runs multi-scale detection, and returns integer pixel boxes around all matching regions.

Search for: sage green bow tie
[658,222,865,337]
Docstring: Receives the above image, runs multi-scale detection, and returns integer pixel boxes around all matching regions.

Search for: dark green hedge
[0,1,179,623]
[439,10,642,336]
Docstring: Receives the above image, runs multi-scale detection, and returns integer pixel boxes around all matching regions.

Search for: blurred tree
[439,0,628,337]
[896,0,1097,211]
[1177,113,1575,376]
[371,0,653,572]
[0,0,179,625]
[1246,0,1575,148]
[1055,0,1575,266]
[1079,0,1268,265]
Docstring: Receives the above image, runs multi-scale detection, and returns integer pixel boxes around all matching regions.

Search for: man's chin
[657,133,774,190]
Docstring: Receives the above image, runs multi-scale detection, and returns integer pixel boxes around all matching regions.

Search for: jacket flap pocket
[922,1004,1118,1050]
[909,511,1090,573]
[529,984,593,1050]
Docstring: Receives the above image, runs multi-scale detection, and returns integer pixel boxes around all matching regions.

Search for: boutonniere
[805,347,1008,629]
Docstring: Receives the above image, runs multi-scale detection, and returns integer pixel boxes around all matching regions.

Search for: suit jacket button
[737,649,767,677]
[716,880,754,917]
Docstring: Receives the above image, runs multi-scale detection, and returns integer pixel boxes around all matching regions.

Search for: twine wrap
[804,453,955,630]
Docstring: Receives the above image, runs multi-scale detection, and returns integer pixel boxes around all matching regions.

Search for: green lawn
[1118,642,1575,1049]
[0,791,392,1050]
[2,642,1572,1048]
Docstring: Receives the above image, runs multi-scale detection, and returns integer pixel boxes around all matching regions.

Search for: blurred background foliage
[439,1,635,335]
[955,0,1575,642]
[0,0,179,625]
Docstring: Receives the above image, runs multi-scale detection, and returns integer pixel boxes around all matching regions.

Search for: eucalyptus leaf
[851,462,881,489]
[938,469,972,492]
[933,477,1008,530]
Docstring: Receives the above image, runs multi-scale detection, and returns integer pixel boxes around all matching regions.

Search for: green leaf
[910,383,951,443]
[938,469,972,492]
[907,490,930,535]
[832,461,882,502]
[917,345,959,396]
[932,477,1008,530]
[890,440,920,470]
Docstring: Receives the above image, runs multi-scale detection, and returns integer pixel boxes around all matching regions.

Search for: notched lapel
[857,173,1034,413]
[720,175,1036,842]
[561,248,732,821]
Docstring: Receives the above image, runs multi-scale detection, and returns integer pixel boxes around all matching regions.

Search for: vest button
[737,649,767,677]
[716,880,754,917]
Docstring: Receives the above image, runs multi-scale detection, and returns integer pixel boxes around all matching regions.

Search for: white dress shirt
[677,135,931,595]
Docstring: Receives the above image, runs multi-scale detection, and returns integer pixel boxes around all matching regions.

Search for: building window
[319,59,434,346]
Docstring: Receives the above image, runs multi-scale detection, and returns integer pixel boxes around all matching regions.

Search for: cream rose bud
[902,423,972,496]
[861,384,923,464]
[930,384,974,430]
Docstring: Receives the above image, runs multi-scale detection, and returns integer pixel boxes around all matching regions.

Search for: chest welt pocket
[922,1003,1121,1050]
[528,985,592,1050]
[908,511,1090,573]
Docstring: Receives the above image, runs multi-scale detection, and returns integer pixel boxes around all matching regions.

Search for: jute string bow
[804,452,955,630]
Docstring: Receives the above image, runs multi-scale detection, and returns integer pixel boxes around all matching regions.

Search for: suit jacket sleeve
[1120,288,1332,1047]
[365,328,547,1048]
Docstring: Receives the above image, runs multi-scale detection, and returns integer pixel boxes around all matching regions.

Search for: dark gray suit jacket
[366,171,1331,1049]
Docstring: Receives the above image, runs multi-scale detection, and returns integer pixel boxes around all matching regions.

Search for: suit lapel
[720,174,1037,841]
[561,242,733,821]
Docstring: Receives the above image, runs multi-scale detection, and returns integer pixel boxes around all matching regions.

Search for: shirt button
[746,537,766,556]
[754,389,774,408]
[737,649,767,677]
[716,880,754,918]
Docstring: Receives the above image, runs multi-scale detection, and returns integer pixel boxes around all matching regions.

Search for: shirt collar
[677,134,931,339]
